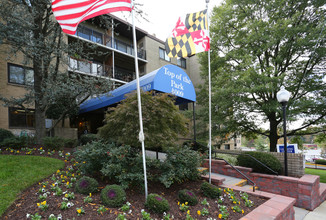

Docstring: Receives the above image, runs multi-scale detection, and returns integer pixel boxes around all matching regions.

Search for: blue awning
[79,64,196,114]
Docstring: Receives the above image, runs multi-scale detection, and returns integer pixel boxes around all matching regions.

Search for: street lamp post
[277,86,291,176]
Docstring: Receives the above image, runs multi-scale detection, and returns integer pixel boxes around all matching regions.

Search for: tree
[197,0,326,151]
[98,92,189,151]
[0,0,112,143]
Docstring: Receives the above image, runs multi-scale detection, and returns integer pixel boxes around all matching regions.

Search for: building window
[76,25,103,44]
[159,48,170,62]
[177,57,186,68]
[224,144,230,150]
[8,63,34,85]
[9,107,35,128]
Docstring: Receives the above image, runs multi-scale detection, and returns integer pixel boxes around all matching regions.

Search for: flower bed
[1,147,267,219]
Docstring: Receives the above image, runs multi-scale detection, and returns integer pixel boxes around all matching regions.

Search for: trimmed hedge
[315,159,326,165]
[0,128,14,144]
[237,151,282,175]
[145,193,169,214]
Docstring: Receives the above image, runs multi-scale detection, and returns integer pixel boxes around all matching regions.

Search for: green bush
[42,136,65,150]
[79,134,99,145]
[75,176,98,195]
[183,141,207,153]
[315,159,326,165]
[200,182,221,199]
[100,145,145,189]
[214,153,238,166]
[145,193,169,214]
[0,128,14,143]
[100,185,126,207]
[0,136,33,148]
[237,151,282,175]
[158,147,203,188]
[178,189,198,206]
[74,141,113,175]
[64,138,77,148]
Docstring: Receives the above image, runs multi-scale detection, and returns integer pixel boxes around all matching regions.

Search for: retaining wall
[203,159,325,210]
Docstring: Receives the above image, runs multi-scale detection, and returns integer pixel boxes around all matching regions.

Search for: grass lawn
[0,155,64,217]
[305,168,326,183]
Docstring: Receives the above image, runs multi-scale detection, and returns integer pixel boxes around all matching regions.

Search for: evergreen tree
[198,0,326,151]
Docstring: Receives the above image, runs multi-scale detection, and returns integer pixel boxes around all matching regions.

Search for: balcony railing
[104,36,146,60]
[68,57,135,83]
[75,26,146,60]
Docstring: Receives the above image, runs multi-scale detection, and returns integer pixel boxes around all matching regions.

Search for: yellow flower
[40,147,43,150]
[233,201,236,204]
[67,182,70,185]
[185,202,188,205]
[65,194,68,198]
[242,210,244,214]
[178,201,180,205]
[83,161,86,164]
[37,203,40,207]
[197,210,201,215]
[43,185,46,188]
[41,201,46,205]
[77,209,81,214]
[89,193,92,197]
[218,214,222,219]
[187,210,190,215]
[57,170,60,173]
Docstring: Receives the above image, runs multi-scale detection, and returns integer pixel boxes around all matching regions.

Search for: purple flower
[79,180,89,188]
[155,196,162,201]
[108,190,116,199]
[186,191,193,196]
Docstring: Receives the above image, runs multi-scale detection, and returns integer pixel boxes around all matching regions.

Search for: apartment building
[0,13,239,149]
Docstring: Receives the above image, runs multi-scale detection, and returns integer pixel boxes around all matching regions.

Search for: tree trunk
[35,105,46,144]
[269,113,279,152]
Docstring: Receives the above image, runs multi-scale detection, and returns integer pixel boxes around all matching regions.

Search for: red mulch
[1,147,267,220]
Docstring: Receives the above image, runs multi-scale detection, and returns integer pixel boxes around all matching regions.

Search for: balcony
[68,57,135,83]
[75,26,146,60]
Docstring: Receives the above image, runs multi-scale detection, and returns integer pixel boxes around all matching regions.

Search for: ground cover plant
[0,146,266,219]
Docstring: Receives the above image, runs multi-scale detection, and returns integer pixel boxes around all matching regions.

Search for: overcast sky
[111,0,224,41]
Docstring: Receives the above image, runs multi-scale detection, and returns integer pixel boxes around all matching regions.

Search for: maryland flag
[165,9,210,58]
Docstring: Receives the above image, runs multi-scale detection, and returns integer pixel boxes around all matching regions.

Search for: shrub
[64,138,77,148]
[74,141,113,175]
[42,136,65,150]
[178,189,198,206]
[200,182,221,199]
[100,145,145,189]
[315,159,326,165]
[0,128,14,143]
[79,134,99,145]
[0,136,33,148]
[75,176,99,195]
[237,151,282,175]
[100,185,126,207]
[158,147,203,188]
[183,141,207,153]
[214,153,237,166]
[145,193,169,214]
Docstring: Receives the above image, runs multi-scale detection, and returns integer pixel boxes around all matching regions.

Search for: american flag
[52,0,132,35]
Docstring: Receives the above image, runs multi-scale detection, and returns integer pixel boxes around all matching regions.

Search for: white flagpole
[131,0,148,198]
[206,0,212,184]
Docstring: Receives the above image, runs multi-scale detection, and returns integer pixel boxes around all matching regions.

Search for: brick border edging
[202,159,325,210]
[223,184,296,220]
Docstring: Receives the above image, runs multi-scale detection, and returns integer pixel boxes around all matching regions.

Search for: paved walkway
[209,172,326,220]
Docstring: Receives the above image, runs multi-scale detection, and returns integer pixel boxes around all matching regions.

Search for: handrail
[212,150,279,175]
[215,157,256,192]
